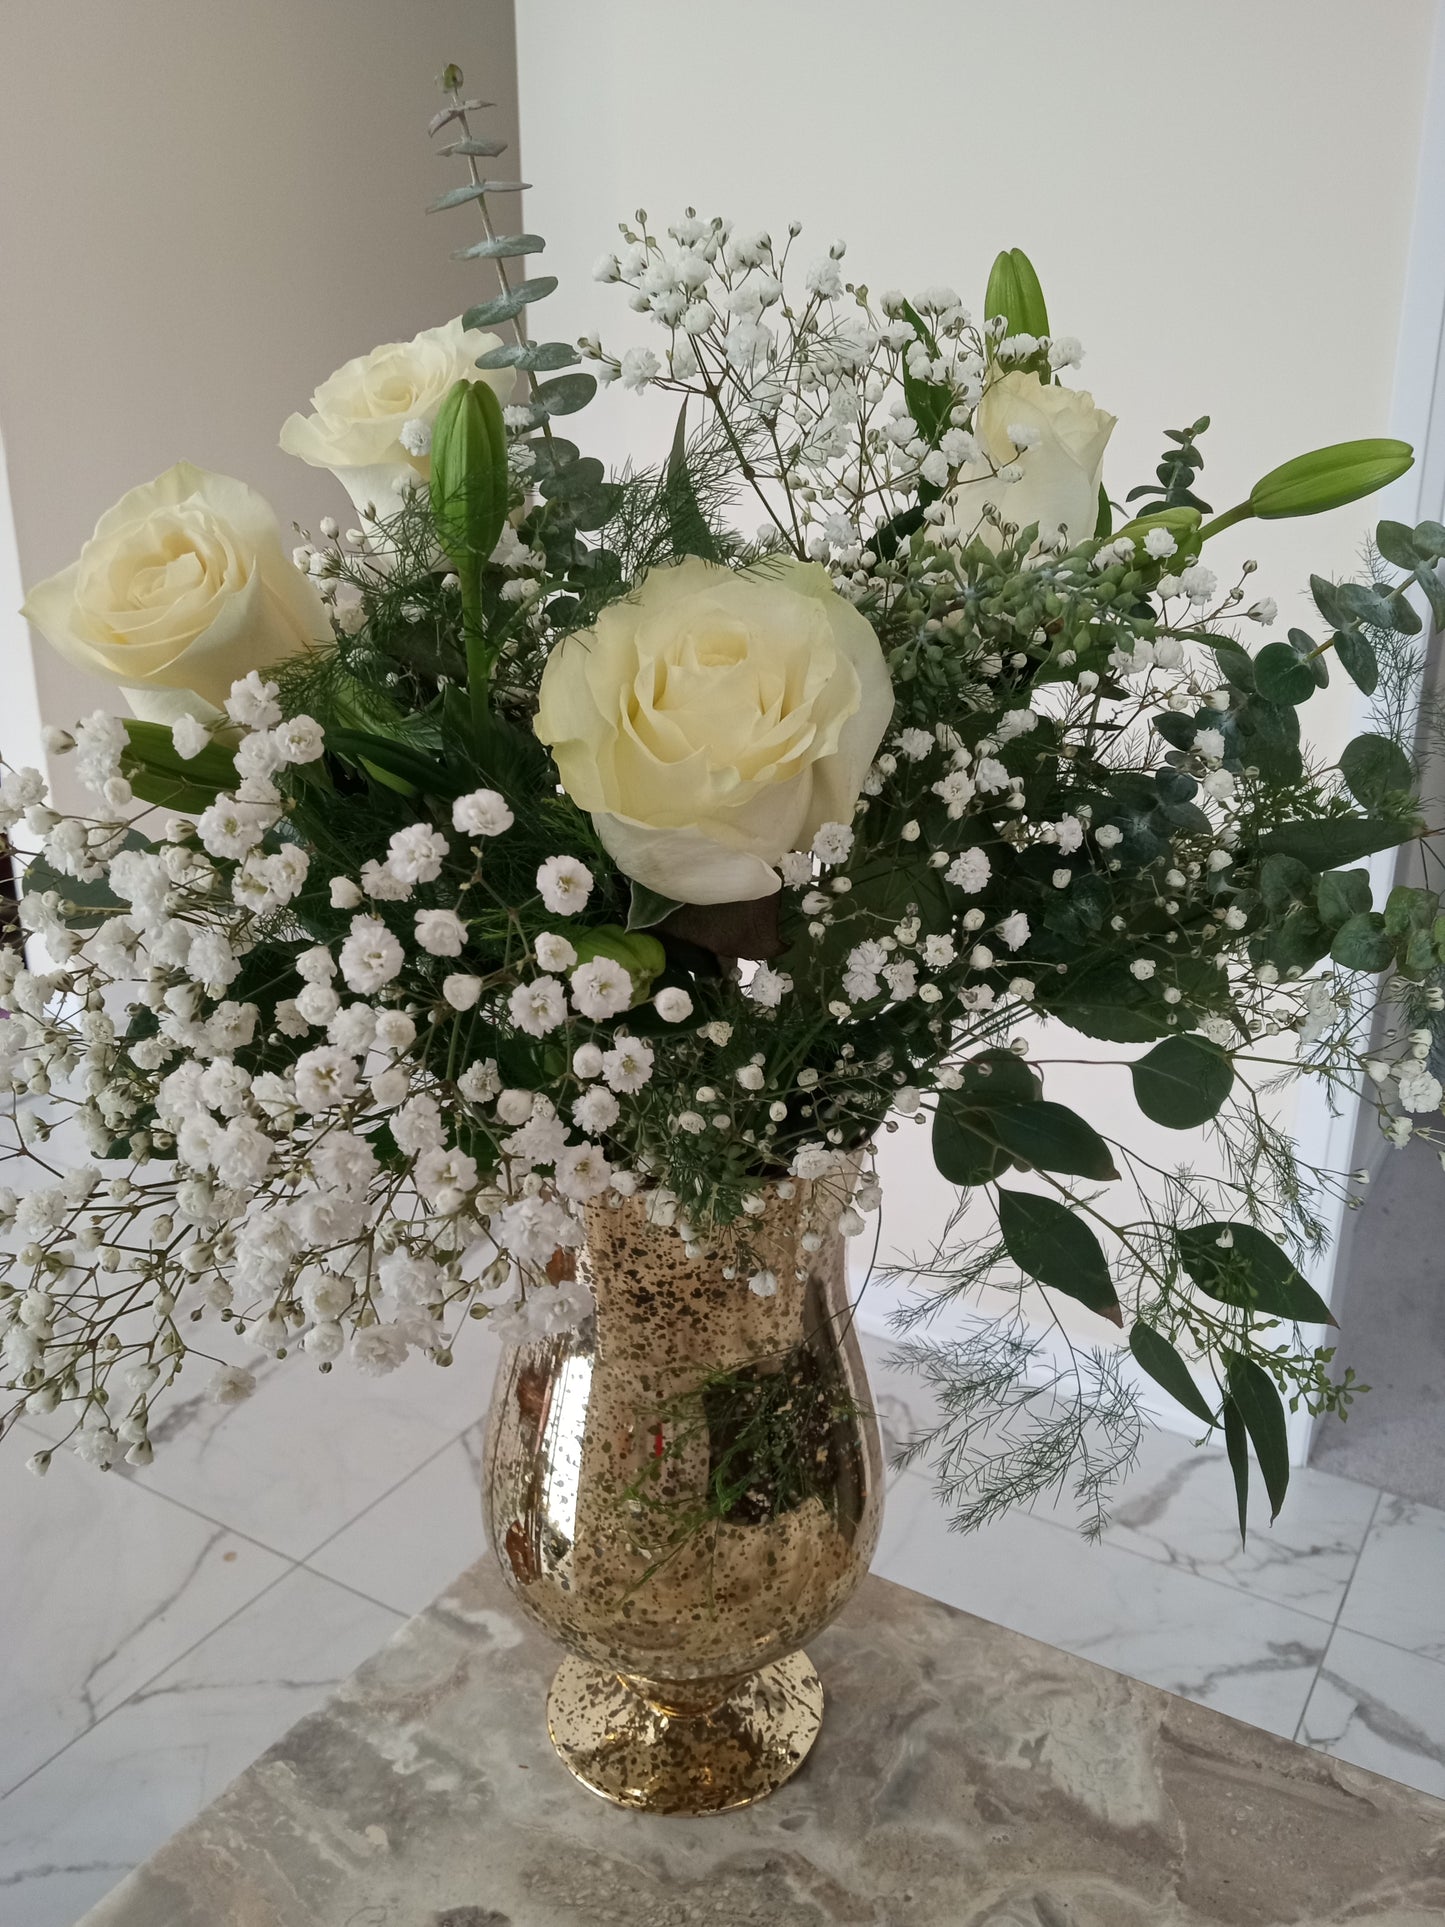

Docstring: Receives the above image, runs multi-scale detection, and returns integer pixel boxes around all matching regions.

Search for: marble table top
[77,1559,1445,1927]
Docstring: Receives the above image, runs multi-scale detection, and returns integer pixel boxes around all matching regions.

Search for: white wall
[518,0,1443,1440]
[0,0,519,810]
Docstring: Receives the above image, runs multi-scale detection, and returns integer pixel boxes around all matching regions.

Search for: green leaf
[1259,852,1314,913]
[984,247,1050,338]
[1332,628,1379,694]
[627,882,683,931]
[327,728,435,796]
[1223,1396,1251,1546]
[1415,518,1445,558]
[1131,1034,1235,1129]
[20,835,145,924]
[933,1090,1012,1187]
[1317,867,1372,926]
[451,232,546,261]
[1338,733,1413,808]
[1286,627,1329,688]
[1374,518,1421,569]
[996,1188,1121,1323]
[428,181,530,214]
[1330,912,1394,972]
[1253,641,1316,706]
[664,402,725,561]
[1226,1352,1291,1521]
[532,372,597,418]
[474,340,578,371]
[958,1048,1043,1106]
[1129,1324,1217,1427]
[1259,817,1414,870]
[120,720,236,814]
[1414,563,1445,629]
[1175,1222,1337,1325]
[461,275,557,328]
[987,1101,1119,1182]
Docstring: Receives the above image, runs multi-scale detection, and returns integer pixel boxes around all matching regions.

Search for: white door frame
[1290,0,1445,1461]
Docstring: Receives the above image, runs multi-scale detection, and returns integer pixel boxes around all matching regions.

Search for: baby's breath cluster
[2,107,1437,1536]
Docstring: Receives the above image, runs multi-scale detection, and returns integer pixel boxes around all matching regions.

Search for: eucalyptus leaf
[1286,627,1328,687]
[1338,733,1413,808]
[1259,816,1414,870]
[1332,628,1379,694]
[452,233,546,261]
[474,340,578,371]
[462,275,558,327]
[988,1101,1119,1182]
[996,1189,1120,1322]
[1253,641,1316,706]
[1175,1221,1336,1325]
[1223,1396,1251,1547]
[1329,912,1394,972]
[427,180,530,213]
[1316,867,1372,927]
[534,372,598,417]
[1128,1324,1216,1427]
[1130,1034,1235,1129]
[1226,1352,1291,1521]
[1374,519,1422,570]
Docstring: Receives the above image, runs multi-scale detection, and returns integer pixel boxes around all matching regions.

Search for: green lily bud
[984,247,1049,340]
[570,925,667,1004]
[429,377,508,573]
[1249,438,1414,520]
[1111,507,1202,559]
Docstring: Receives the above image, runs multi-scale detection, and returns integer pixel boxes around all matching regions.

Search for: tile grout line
[892,1459,1380,1639]
[1291,1485,1386,1748]
[0,1416,488,1808]
[0,1559,303,1806]
[0,1556,411,1812]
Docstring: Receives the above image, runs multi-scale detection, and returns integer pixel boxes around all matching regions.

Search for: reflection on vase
[483,1167,884,1812]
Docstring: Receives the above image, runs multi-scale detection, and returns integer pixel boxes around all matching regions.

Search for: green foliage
[120,721,235,814]
[1129,1324,1217,1428]
[1124,416,1212,515]
[1130,1034,1235,1130]
[1225,1351,1291,1521]
[1174,1222,1336,1325]
[997,1188,1120,1322]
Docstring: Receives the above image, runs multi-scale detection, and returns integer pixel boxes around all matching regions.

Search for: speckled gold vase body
[482,1175,884,1814]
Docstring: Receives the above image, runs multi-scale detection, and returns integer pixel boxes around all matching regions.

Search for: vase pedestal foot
[545,1650,824,1815]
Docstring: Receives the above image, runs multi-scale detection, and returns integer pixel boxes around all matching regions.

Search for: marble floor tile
[1096,1425,1381,1622]
[305,1425,487,1615]
[873,1468,1328,1738]
[0,1566,400,1927]
[118,1338,498,1561]
[1299,1627,1445,1799]
[1336,1493,1445,1659]
[0,1447,289,1798]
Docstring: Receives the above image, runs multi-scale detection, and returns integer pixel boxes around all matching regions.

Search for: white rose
[534,556,893,904]
[947,369,1115,551]
[278,316,513,525]
[21,461,329,725]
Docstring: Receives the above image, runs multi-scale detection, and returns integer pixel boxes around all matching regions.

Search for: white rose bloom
[535,557,893,904]
[21,462,329,723]
[278,317,512,526]
[945,370,1115,553]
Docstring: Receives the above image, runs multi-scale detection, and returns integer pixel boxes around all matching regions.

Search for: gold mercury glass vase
[482,1167,885,1814]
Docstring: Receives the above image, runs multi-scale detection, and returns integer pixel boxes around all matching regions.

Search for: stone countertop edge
[76,1561,1445,1927]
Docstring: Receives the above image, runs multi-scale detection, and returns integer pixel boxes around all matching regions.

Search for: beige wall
[0,0,519,808]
